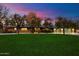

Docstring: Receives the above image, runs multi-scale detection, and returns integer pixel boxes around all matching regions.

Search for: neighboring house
[54,28,75,34]
[76,29,79,33]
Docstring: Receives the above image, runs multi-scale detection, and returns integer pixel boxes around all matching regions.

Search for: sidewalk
[0,33,79,35]
[0,33,17,35]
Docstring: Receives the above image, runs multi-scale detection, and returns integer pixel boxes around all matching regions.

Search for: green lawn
[0,34,79,56]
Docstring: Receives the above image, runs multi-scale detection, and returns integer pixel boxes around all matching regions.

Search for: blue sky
[2,3,79,19]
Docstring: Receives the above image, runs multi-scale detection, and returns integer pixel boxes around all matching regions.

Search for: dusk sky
[1,3,79,19]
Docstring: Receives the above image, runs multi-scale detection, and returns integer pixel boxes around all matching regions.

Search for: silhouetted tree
[13,14,21,34]
[21,15,27,27]
[30,17,36,33]
[43,18,53,32]
[0,22,3,32]
[0,5,9,32]
[55,17,66,34]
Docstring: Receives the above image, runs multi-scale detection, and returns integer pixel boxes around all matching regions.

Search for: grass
[0,34,79,56]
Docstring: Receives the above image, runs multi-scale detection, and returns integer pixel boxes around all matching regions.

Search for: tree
[55,17,66,34]
[43,18,53,32]
[13,14,21,34]
[27,12,37,23]
[27,12,39,33]
[0,5,9,32]
[43,18,51,27]
[0,22,3,32]
[30,17,37,33]
[68,20,77,32]
[75,20,79,29]
[55,16,77,34]
[21,15,27,27]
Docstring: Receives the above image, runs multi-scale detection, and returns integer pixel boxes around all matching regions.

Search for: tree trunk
[63,28,65,35]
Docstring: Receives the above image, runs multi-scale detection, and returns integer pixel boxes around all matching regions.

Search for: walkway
[0,32,79,35]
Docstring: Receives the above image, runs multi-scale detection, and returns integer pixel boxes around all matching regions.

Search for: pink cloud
[1,3,54,18]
